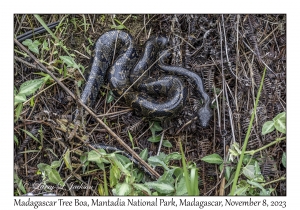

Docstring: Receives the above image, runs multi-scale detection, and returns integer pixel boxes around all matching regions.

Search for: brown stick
[14,38,160,179]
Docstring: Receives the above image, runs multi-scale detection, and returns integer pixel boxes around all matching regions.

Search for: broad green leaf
[19,79,44,96]
[274,112,286,134]
[247,180,267,195]
[22,39,33,46]
[139,148,148,161]
[225,165,232,181]
[115,183,131,195]
[132,183,151,195]
[262,121,275,135]
[47,168,64,186]
[110,155,131,177]
[51,160,61,169]
[242,164,255,180]
[201,153,223,165]
[175,177,188,195]
[158,169,175,183]
[144,182,174,194]
[115,154,131,165]
[63,149,72,171]
[59,56,78,68]
[162,140,172,148]
[110,165,120,188]
[234,185,249,195]
[42,40,49,50]
[147,135,161,143]
[151,121,163,132]
[165,152,181,164]
[37,163,49,171]
[14,93,26,104]
[282,152,286,168]
[148,155,169,170]
[22,39,41,54]
[87,150,105,162]
[14,174,26,194]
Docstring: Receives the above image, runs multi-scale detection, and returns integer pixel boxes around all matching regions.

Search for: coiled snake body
[81,30,212,127]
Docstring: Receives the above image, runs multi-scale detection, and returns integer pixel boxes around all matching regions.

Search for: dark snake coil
[81,30,212,127]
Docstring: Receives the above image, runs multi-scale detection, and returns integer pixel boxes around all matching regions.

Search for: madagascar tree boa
[81,30,212,127]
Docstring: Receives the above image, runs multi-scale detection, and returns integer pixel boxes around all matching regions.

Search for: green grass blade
[179,141,191,195]
[229,67,267,195]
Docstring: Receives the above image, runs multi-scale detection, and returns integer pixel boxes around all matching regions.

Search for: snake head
[197,107,212,127]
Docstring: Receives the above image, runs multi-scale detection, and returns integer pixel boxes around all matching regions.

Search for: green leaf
[274,112,286,134]
[148,155,169,171]
[63,149,72,171]
[87,150,105,162]
[14,103,23,122]
[19,79,44,97]
[106,90,114,103]
[234,185,249,195]
[21,129,41,144]
[110,165,120,188]
[201,153,223,165]
[165,152,181,164]
[51,160,61,169]
[60,56,74,67]
[225,165,232,181]
[48,168,64,186]
[150,121,163,133]
[127,130,134,147]
[22,39,41,54]
[162,140,172,148]
[132,183,151,195]
[115,183,131,195]
[22,39,32,46]
[158,169,175,184]
[14,174,26,194]
[242,164,255,180]
[144,182,174,194]
[190,167,199,195]
[110,155,131,177]
[42,40,49,50]
[282,152,286,168]
[37,163,50,171]
[139,148,148,161]
[247,180,267,195]
[262,121,275,135]
[14,135,19,145]
[147,135,161,143]
[115,154,131,165]
[14,93,26,105]
[175,176,188,195]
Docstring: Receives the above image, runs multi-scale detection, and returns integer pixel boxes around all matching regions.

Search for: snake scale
[81,30,212,127]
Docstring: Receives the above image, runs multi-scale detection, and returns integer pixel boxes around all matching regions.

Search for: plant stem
[262,175,286,187]
[229,67,267,195]
[245,137,286,155]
